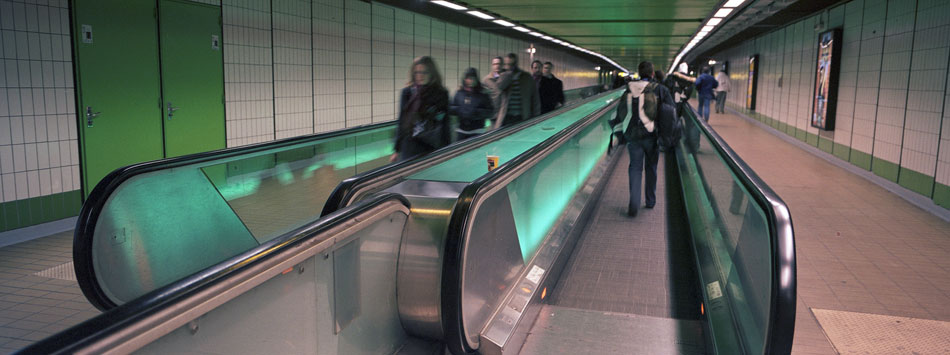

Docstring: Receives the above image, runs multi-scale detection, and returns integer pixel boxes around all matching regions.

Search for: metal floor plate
[520,305,705,355]
[812,308,950,354]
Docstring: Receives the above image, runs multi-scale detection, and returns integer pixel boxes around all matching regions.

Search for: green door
[74,0,165,196]
[158,0,226,158]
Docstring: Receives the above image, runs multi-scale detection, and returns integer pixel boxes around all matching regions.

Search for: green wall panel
[806,132,819,146]
[934,183,950,209]
[872,157,899,183]
[833,143,850,161]
[818,137,834,154]
[897,168,934,197]
[0,191,83,233]
[850,150,872,170]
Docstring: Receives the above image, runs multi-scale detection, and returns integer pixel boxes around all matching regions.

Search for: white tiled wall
[0,0,78,204]
[902,0,948,178]
[223,0,274,146]
[274,0,313,139]
[714,0,950,200]
[371,3,394,124]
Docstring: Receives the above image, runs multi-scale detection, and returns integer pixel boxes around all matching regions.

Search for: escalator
[22,94,795,355]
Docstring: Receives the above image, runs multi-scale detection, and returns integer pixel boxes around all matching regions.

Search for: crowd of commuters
[392,53,564,162]
[390,54,731,222]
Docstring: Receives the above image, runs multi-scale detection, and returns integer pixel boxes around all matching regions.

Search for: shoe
[645,204,655,209]
[627,207,638,218]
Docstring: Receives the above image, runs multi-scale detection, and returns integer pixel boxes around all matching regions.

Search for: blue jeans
[627,139,659,211]
[698,96,712,122]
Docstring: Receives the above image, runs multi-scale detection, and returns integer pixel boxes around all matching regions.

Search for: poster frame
[810,28,843,131]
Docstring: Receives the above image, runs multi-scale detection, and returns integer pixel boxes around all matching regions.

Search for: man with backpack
[609,61,676,218]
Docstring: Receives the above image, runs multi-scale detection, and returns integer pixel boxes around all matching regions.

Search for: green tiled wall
[850,150,873,171]
[872,158,900,183]
[934,183,950,209]
[0,191,82,232]
[833,143,851,161]
[898,168,935,197]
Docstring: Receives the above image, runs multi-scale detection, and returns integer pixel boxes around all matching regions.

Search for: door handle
[86,106,101,127]
[167,102,180,119]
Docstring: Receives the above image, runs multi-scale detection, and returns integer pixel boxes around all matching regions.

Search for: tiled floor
[552,149,703,321]
[0,231,98,354]
[711,107,950,354]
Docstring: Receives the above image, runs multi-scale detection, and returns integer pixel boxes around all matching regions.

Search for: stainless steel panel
[459,189,525,349]
[478,149,619,355]
[387,180,468,340]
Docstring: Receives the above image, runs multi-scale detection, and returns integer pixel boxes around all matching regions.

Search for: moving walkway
[22,92,795,354]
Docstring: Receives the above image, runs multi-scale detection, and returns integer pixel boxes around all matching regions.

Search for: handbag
[412,112,445,149]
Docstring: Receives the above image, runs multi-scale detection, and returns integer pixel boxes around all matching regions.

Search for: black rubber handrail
[321,88,611,216]
[440,91,622,354]
[73,120,401,311]
[682,103,796,354]
[23,193,410,355]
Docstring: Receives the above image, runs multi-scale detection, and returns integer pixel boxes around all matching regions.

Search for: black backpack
[656,101,682,152]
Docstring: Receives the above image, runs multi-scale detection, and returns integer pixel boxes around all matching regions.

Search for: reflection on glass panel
[137,211,409,355]
[680,115,771,354]
[93,167,259,305]
[201,127,395,242]
[507,115,611,263]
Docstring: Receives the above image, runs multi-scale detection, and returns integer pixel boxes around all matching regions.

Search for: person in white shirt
[714,66,731,114]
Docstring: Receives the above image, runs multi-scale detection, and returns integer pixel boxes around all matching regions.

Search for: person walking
[715,66,731,114]
[450,68,493,140]
[674,66,717,121]
[496,53,541,127]
[391,56,450,162]
[611,61,675,218]
[538,61,565,114]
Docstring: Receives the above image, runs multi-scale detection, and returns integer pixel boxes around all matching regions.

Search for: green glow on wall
[506,114,612,263]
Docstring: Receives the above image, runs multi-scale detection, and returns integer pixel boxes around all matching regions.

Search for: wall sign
[747,54,758,111]
[811,29,842,131]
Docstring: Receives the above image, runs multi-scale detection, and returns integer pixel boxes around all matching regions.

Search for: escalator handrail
[321,89,611,216]
[440,90,622,354]
[74,120,399,310]
[25,193,411,355]
[682,103,796,354]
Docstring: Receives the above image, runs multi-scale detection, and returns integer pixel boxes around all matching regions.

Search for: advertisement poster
[747,55,758,111]
[811,29,842,130]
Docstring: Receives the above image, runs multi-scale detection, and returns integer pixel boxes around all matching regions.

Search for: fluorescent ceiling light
[551,39,563,44]
[561,42,572,46]
[493,19,515,27]
[513,26,530,32]
[467,11,494,20]
[702,25,714,32]
[431,1,466,10]
[714,8,733,17]
[541,35,553,40]
[706,18,722,26]
[723,0,746,7]
[529,31,544,37]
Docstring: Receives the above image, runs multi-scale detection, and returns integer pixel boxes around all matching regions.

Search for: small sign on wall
[211,35,219,50]
[82,25,93,43]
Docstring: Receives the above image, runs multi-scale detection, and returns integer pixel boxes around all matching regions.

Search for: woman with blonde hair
[391,56,450,162]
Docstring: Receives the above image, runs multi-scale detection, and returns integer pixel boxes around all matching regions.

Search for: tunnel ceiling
[462,0,720,71]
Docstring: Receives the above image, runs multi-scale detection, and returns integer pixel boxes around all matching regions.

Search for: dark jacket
[538,75,565,114]
[486,69,541,127]
[610,79,675,144]
[694,73,718,99]
[450,88,493,132]
[395,84,449,159]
